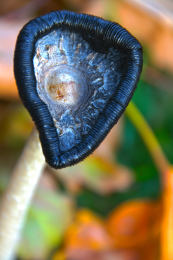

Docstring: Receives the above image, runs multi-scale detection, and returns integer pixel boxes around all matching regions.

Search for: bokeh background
[0,0,173,259]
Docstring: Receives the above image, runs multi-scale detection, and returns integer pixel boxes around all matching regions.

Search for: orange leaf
[161,167,173,260]
[64,209,113,251]
[106,200,161,248]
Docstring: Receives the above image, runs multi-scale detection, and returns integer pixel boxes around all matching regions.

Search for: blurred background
[0,0,173,259]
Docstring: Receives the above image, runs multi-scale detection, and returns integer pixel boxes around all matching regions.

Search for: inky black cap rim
[14,10,143,169]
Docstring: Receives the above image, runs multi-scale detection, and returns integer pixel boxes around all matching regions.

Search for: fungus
[14,10,143,168]
[0,10,142,260]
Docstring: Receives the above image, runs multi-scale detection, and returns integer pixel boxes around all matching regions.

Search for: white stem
[0,130,45,260]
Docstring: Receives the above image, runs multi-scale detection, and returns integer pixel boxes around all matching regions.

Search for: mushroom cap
[14,10,143,169]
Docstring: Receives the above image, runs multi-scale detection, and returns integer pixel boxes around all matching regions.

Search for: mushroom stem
[0,129,45,260]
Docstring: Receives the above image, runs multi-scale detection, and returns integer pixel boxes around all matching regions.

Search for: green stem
[125,102,170,181]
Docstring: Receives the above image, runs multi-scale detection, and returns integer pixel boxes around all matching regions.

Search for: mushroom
[0,10,142,259]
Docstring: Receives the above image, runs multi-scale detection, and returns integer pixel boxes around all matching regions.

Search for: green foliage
[118,78,173,181]
[76,179,160,217]
[17,187,74,259]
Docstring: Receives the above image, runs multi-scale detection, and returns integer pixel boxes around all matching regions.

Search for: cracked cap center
[46,72,79,105]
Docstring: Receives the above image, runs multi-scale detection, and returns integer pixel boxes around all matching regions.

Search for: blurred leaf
[106,200,161,248]
[0,0,31,15]
[18,186,74,259]
[161,167,173,260]
[53,250,66,260]
[133,79,173,163]
[64,209,112,251]
[56,155,133,194]
[64,249,139,260]
[0,103,32,149]
[118,78,173,183]
[76,179,161,217]
[0,103,33,190]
